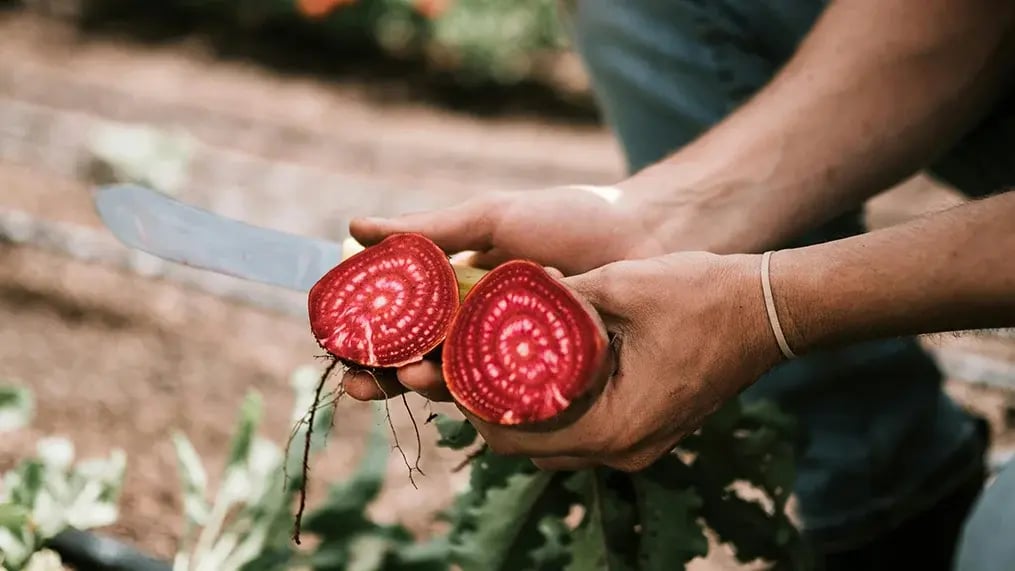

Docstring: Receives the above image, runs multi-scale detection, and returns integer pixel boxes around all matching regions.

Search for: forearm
[629,0,1015,254]
[769,191,1015,354]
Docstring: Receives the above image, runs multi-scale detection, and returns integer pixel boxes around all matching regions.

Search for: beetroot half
[442,260,610,427]
[309,233,460,368]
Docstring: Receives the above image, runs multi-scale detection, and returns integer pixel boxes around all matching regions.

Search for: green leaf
[687,398,809,569]
[563,470,635,571]
[441,450,535,534]
[0,385,33,433]
[701,492,787,565]
[226,392,264,471]
[434,415,477,450]
[0,503,30,529]
[238,548,293,571]
[528,516,570,570]
[451,471,556,571]
[741,400,799,436]
[630,458,707,570]
[8,461,45,510]
[171,431,211,526]
[388,537,452,571]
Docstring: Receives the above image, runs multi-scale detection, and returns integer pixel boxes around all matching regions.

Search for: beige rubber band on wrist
[761,251,797,360]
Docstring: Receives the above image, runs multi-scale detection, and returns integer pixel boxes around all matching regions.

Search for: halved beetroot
[442,260,610,427]
[309,233,459,368]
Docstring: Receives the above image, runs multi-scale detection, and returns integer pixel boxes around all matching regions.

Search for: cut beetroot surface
[443,260,608,426]
[308,233,459,368]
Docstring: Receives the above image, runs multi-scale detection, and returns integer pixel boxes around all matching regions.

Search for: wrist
[716,253,787,380]
[619,158,789,256]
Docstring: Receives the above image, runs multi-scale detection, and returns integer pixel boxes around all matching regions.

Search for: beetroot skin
[442,260,609,426]
[309,233,459,368]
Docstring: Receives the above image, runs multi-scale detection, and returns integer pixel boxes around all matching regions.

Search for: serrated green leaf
[434,416,477,450]
[451,471,555,571]
[171,431,210,526]
[597,471,641,558]
[688,398,808,569]
[442,451,535,534]
[446,452,575,571]
[631,458,707,570]
[701,492,784,564]
[563,470,635,571]
[528,516,570,569]
[0,385,33,433]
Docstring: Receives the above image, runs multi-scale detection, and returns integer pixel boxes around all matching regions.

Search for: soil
[1,6,1013,570]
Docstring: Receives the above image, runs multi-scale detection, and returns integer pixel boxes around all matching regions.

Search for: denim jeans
[956,459,1015,570]
[559,0,1015,554]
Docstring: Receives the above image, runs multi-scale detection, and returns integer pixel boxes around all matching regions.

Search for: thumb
[560,263,626,319]
[349,195,502,253]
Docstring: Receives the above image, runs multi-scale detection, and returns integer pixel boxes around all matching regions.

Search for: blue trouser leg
[955,459,1015,570]
[561,0,998,555]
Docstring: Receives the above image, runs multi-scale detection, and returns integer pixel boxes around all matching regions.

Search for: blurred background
[0,0,1014,567]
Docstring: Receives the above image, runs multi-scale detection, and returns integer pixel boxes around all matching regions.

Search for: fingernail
[361,217,387,225]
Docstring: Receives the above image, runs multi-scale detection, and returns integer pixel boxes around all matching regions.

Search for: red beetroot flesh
[443,260,607,426]
[308,233,459,368]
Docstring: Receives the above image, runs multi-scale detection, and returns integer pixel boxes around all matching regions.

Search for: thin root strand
[401,393,425,477]
[291,355,340,545]
[369,372,422,489]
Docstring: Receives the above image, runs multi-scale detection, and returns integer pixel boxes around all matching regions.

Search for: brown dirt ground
[1,7,1014,570]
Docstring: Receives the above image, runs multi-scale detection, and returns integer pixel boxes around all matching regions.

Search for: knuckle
[595,260,640,302]
[478,192,511,220]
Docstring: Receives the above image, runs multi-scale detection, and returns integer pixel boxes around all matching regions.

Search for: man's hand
[348,249,782,471]
[348,185,669,276]
[342,184,678,402]
[459,252,778,472]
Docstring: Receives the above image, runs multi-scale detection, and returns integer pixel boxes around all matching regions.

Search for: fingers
[458,248,514,270]
[459,395,615,459]
[349,194,504,253]
[531,456,597,471]
[343,360,454,402]
[343,369,408,401]
[396,360,454,402]
[532,452,666,473]
[560,263,626,317]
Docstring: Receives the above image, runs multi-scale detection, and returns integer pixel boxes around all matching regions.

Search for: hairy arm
[630,0,1015,254]
[768,191,1015,355]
